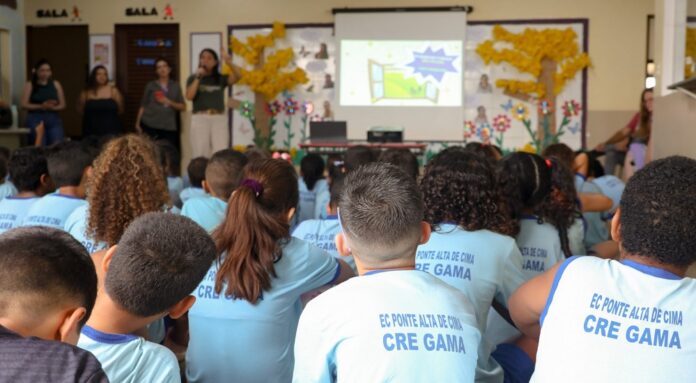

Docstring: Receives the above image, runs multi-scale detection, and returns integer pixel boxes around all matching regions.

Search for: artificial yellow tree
[229,22,309,149]
[477,25,590,146]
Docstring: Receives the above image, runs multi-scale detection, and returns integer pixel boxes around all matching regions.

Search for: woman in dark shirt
[78,65,124,138]
[135,58,185,150]
[21,59,66,146]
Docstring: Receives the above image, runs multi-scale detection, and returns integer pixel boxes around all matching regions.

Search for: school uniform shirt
[179,187,207,204]
[22,193,86,229]
[568,218,587,256]
[78,325,180,383]
[314,188,330,220]
[64,204,108,254]
[415,224,526,383]
[579,180,609,250]
[0,181,17,200]
[0,196,40,234]
[297,178,329,223]
[186,237,341,383]
[533,256,696,382]
[292,215,356,272]
[181,195,227,233]
[292,269,481,383]
[168,176,184,208]
[592,175,625,215]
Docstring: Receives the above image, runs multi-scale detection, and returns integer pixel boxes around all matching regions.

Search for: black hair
[300,153,325,191]
[421,150,515,236]
[498,152,577,257]
[339,163,424,260]
[464,142,500,162]
[327,154,344,181]
[0,226,97,327]
[8,147,48,192]
[199,48,221,83]
[585,150,605,178]
[344,145,377,173]
[187,157,208,188]
[31,59,51,88]
[86,65,108,92]
[0,146,11,162]
[619,156,696,267]
[379,148,419,180]
[244,147,270,163]
[205,149,248,200]
[154,57,173,79]
[156,140,181,177]
[329,172,345,208]
[542,143,575,170]
[46,141,98,188]
[105,213,216,317]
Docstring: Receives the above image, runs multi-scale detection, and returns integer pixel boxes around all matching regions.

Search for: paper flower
[538,100,553,116]
[265,100,282,116]
[477,123,492,141]
[464,121,476,139]
[513,103,529,120]
[283,97,299,116]
[562,100,581,117]
[519,142,537,154]
[492,114,511,133]
[301,101,314,115]
[239,101,254,119]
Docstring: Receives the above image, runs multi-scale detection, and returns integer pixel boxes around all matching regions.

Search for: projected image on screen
[340,40,462,107]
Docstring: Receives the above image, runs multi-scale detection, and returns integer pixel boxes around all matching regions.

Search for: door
[26,25,89,138]
[115,23,179,132]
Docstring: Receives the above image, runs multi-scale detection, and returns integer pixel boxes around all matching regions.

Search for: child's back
[0,147,51,233]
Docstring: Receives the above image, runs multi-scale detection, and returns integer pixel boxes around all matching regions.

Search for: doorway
[115,23,179,132]
[26,25,89,138]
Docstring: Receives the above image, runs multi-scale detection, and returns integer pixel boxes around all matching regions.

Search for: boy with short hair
[0,226,107,382]
[180,156,208,203]
[292,175,355,271]
[293,163,481,382]
[22,141,96,228]
[78,212,216,383]
[181,149,248,232]
[378,148,419,180]
[509,156,696,382]
[0,147,53,233]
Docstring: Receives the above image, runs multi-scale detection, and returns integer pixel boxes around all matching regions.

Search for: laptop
[309,121,347,143]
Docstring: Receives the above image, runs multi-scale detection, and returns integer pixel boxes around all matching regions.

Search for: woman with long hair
[135,57,186,150]
[186,159,353,383]
[79,65,124,138]
[185,48,238,157]
[21,59,66,145]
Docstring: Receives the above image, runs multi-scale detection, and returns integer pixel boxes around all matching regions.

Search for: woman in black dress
[79,65,124,138]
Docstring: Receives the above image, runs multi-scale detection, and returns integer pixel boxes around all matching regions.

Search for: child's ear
[167,296,196,319]
[286,207,296,223]
[56,307,87,345]
[335,232,351,257]
[418,221,432,245]
[202,180,212,194]
[101,245,117,274]
[610,209,621,243]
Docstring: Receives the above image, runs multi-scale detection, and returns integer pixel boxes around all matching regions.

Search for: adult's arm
[21,82,43,111]
[51,80,66,111]
[112,86,125,114]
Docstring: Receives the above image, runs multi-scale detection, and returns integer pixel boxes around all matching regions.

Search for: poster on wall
[228,24,335,151]
[89,34,113,79]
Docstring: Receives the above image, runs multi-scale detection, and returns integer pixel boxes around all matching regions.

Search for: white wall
[0,0,26,104]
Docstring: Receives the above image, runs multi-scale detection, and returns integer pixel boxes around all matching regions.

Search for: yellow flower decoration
[519,142,537,154]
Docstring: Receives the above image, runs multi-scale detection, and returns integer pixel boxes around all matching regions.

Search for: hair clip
[272,152,292,163]
[240,178,263,197]
[545,159,553,168]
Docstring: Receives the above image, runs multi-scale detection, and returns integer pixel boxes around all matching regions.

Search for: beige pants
[190,114,229,158]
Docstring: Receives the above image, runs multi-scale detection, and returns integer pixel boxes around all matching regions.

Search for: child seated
[378,148,419,180]
[293,174,355,271]
[0,147,53,233]
[0,226,106,381]
[293,163,481,383]
[23,141,96,228]
[78,212,216,383]
[0,155,16,199]
[509,156,696,381]
[297,153,329,223]
[158,140,184,208]
[181,149,248,232]
[180,156,208,203]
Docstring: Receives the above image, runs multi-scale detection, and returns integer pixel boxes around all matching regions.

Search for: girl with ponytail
[186,158,353,383]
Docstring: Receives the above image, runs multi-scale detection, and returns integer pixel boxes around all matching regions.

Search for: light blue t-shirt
[0,181,17,200]
[297,178,329,223]
[292,215,356,272]
[568,218,587,256]
[579,180,609,250]
[592,175,625,216]
[22,193,86,229]
[181,195,227,233]
[78,325,180,383]
[0,196,40,233]
[314,188,330,220]
[293,270,481,383]
[186,237,340,383]
[168,176,184,208]
[64,204,108,253]
[179,187,207,204]
[415,224,525,383]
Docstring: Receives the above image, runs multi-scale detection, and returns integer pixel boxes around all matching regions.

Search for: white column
[654,0,687,96]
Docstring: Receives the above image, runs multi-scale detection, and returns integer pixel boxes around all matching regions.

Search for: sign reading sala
[125,7,158,16]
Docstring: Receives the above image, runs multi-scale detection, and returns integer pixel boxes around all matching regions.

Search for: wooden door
[26,25,88,138]
[115,24,179,132]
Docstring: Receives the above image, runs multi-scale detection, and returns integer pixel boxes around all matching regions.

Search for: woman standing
[185,48,237,158]
[135,58,185,150]
[21,59,66,145]
[79,65,124,138]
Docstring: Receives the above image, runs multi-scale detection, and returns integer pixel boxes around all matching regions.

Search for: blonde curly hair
[87,134,170,246]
